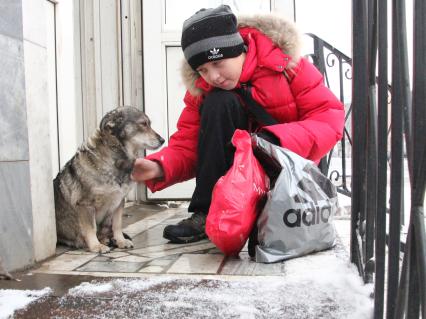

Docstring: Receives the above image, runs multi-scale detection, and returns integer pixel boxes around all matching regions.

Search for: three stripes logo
[283,166,336,228]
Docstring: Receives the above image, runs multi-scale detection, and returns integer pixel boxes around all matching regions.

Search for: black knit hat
[181,5,244,70]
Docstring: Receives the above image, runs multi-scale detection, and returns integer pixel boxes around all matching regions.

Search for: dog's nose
[159,136,165,145]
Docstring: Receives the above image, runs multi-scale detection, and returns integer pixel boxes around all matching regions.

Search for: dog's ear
[100,112,116,131]
[100,113,110,131]
[100,111,126,138]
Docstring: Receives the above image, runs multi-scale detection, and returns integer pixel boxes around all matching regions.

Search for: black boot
[163,212,207,244]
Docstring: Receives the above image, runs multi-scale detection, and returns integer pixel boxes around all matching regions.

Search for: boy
[132,5,344,244]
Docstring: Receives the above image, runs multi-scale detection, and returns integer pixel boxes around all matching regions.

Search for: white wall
[295,0,414,86]
[295,0,351,57]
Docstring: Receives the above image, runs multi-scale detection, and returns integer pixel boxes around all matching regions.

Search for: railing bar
[365,85,377,279]
[324,68,331,89]
[350,0,369,274]
[398,13,413,189]
[345,105,352,122]
[407,237,420,319]
[374,0,388,316]
[336,55,350,195]
[414,208,426,318]
[356,228,366,277]
[338,56,345,103]
[368,0,378,85]
[394,224,412,318]
[411,0,426,315]
[387,1,406,317]
[306,33,352,63]
[344,128,352,146]
[312,37,326,75]
[411,144,426,207]
[341,135,348,188]
[385,233,406,253]
[393,0,413,198]
[411,0,426,207]
[325,148,333,176]
[392,0,410,229]
[366,0,378,271]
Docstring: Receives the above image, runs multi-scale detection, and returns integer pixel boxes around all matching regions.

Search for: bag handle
[235,84,282,185]
[235,85,279,126]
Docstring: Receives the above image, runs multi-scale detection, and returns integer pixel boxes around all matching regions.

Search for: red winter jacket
[146,15,344,192]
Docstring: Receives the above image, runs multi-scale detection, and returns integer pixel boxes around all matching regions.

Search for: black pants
[188,89,249,214]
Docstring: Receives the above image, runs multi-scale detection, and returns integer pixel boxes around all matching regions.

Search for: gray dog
[54,106,164,253]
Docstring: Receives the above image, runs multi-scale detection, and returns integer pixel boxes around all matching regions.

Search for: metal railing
[352,0,425,318]
[306,0,425,317]
[305,33,353,198]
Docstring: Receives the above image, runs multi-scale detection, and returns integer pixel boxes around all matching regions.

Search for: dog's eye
[139,121,148,127]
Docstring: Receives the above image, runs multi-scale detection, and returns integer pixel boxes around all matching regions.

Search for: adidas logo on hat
[208,48,223,60]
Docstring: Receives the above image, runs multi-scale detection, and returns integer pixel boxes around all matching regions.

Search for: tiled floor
[33,203,351,278]
[2,204,362,319]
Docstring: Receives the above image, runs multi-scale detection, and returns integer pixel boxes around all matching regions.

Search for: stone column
[0,0,57,271]
[0,0,35,271]
[22,0,57,263]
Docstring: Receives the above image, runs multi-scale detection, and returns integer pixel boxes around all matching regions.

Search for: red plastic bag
[206,130,269,256]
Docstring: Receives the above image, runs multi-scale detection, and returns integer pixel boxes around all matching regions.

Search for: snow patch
[284,253,374,318]
[65,267,373,319]
[68,282,114,295]
[0,287,52,319]
[68,276,173,296]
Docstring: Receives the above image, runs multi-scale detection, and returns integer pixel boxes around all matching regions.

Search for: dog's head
[100,106,165,156]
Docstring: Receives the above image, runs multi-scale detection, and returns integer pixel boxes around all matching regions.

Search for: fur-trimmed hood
[181,14,302,96]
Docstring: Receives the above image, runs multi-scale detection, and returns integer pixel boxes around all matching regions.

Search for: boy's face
[196,53,246,90]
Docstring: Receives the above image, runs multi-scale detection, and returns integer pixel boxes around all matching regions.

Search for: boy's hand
[131,158,164,182]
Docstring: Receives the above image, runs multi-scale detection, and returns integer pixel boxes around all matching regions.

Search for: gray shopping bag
[252,136,338,263]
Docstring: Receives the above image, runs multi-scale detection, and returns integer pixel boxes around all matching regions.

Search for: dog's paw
[89,243,111,254]
[115,238,134,249]
[99,237,110,246]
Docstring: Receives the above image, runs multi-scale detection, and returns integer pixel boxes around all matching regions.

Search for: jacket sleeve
[262,58,345,162]
[144,91,200,192]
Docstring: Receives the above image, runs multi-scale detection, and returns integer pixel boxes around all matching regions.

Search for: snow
[284,253,374,319]
[0,287,52,319]
[64,254,373,319]
[0,239,373,318]
[68,277,171,296]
